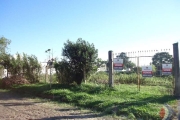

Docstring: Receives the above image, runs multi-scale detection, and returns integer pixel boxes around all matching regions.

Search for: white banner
[113,58,123,70]
[162,64,172,75]
[142,66,153,77]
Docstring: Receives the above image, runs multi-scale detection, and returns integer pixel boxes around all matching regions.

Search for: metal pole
[50,65,52,88]
[108,51,114,87]
[49,50,52,88]
[45,66,47,83]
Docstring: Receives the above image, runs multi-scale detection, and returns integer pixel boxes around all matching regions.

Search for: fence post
[108,51,114,87]
[137,57,140,91]
[173,43,180,96]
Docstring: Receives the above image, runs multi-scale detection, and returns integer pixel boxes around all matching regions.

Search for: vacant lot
[7,82,177,120]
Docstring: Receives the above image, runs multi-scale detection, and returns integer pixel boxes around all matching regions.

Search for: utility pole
[50,61,52,88]
[45,65,47,83]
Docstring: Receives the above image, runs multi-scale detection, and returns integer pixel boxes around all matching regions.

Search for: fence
[108,48,174,94]
[113,48,173,75]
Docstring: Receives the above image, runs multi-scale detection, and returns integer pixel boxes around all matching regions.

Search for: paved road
[0,90,117,120]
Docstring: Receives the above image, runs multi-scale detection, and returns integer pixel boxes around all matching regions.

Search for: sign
[162,64,172,75]
[113,58,123,70]
[142,66,152,77]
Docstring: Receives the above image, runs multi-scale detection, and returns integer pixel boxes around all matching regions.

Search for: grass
[10,82,176,120]
[1,72,176,119]
[88,72,173,87]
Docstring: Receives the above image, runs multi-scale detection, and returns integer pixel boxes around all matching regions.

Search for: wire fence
[113,48,173,75]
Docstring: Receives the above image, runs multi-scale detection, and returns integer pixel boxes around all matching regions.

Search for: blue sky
[0,0,180,62]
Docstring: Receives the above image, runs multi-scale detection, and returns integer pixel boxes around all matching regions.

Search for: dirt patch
[0,90,122,120]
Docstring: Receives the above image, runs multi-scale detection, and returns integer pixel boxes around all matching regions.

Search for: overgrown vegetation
[88,72,173,87]
[11,83,176,120]
[0,37,41,83]
[0,36,176,119]
[0,53,41,83]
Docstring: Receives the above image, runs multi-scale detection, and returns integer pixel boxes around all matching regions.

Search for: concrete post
[45,66,47,83]
[108,51,114,87]
[173,43,180,96]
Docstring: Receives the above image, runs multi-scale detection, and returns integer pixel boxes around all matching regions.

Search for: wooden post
[173,43,180,96]
[137,57,140,91]
[108,51,114,87]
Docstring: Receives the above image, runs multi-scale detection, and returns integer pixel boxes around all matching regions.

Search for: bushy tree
[152,52,172,67]
[116,52,136,69]
[95,58,107,68]
[0,37,11,54]
[55,38,98,85]
[54,60,72,84]
[24,54,41,83]
[152,52,173,75]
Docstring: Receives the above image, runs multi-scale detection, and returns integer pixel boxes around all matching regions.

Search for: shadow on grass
[9,83,177,106]
[54,108,79,112]
[38,113,104,120]
[0,102,41,106]
[0,89,25,100]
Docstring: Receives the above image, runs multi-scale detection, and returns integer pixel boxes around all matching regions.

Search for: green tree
[133,66,142,73]
[9,53,23,76]
[0,37,11,54]
[54,59,72,84]
[95,58,106,68]
[0,37,11,77]
[25,54,41,83]
[116,52,135,70]
[0,52,41,82]
[0,53,12,77]
[55,38,98,85]
[152,52,173,75]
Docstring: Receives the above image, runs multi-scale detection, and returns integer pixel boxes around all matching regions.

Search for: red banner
[113,63,123,67]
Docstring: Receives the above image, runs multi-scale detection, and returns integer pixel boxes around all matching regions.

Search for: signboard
[113,58,123,70]
[142,66,153,77]
[162,64,172,75]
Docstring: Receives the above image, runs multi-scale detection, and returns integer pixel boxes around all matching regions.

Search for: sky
[0,0,180,63]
